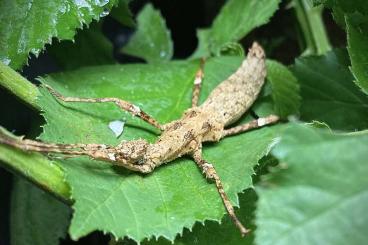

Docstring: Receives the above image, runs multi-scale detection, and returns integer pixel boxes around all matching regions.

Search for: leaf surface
[37,57,281,242]
[121,4,173,63]
[0,0,119,69]
[10,177,70,245]
[346,14,368,95]
[145,190,257,245]
[291,49,368,130]
[256,124,368,245]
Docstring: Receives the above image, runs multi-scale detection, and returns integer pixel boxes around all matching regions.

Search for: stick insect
[0,42,279,236]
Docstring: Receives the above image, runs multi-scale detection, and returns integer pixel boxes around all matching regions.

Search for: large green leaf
[192,0,281,56]
[143,189,257,245]
[0,0,119,70]
[37,56,281,242]
[256,124,368,245]
[346,14,368,95]
[291,49,368,130]
[121,4,173,63]
[11,177,70,245]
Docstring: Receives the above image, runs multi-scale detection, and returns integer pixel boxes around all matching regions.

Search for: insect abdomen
[200,42,266,126]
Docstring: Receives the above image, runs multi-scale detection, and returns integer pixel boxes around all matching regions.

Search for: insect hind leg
[192,150,249,236]
[221,115,279,138]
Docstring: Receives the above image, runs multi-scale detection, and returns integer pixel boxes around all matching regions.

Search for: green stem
[0,142,71,203]
[0,62,41,110]
[0,66,70,202]
[294,0,331,55]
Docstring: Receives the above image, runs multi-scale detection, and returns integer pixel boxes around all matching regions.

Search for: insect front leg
[44,84,163,130]
[191,58,206,107]
[221,115,279,138]
[192,150,249,236]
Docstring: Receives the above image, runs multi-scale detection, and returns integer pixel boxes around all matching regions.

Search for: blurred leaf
[256,124,368,245]
[49,22,115,70]
[313,0,368,28]
[36,56,282,242]
[312,0,368,15]
[266,60,301,118]
[191,0,281,56]
[218,42,245,57]
[11,177,70,245]
[0,0,120,69]
[121,4,173,63]
[291,49,368,130]
[111,0,135,28]
[346,14,368,95]
[190,29,211,59]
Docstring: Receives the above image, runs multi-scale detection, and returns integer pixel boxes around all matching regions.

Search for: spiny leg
[44,84,163,130]
[191,58,206,107]
[222,115,279,138]
[192,150,249,236]
[0,132,103,155]
[0,129,154,173]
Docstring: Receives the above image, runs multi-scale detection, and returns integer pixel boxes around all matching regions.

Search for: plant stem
[0,143,71,203]
[0,66,70,202]
[0,62,41,110]
[294,0,331,55]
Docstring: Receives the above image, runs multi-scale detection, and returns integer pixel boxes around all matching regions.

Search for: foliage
[0,0,121,69]
[256,124,368,245]
[0,0,367,244]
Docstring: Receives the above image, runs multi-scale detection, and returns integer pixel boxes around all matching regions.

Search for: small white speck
[131,105,141,115]
[257,118,266,127]
[108,153,116,161]
[108,120,125,137]
[194,77,202,85]
[203,163,213,169]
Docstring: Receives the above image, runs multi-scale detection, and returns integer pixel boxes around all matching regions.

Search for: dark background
[0,0,344,244]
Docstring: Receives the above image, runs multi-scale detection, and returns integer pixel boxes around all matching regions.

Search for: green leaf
[144,189,257,245]
[11,177,70,245]
[121,4,173,63]
[265,60,301,118]
[291,49,368,131]
[312,0,368,16]
[313,0,368,28]
[110,0,135,28]
[48,22,115,70]
[256,124,368,245]
[346,14,368,95]
[190,29,211,59]
[0,0,119,70]
[37,57,281,242]
[208,0,281,55]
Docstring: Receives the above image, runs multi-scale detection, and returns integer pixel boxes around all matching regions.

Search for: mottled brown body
[0,42,279,236]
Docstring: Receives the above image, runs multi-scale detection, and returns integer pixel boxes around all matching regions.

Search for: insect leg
[191,58,205,107]
[0,128,109,157]
[192,150,249,236]
[44,84,163,130]
[221,115,279,138]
